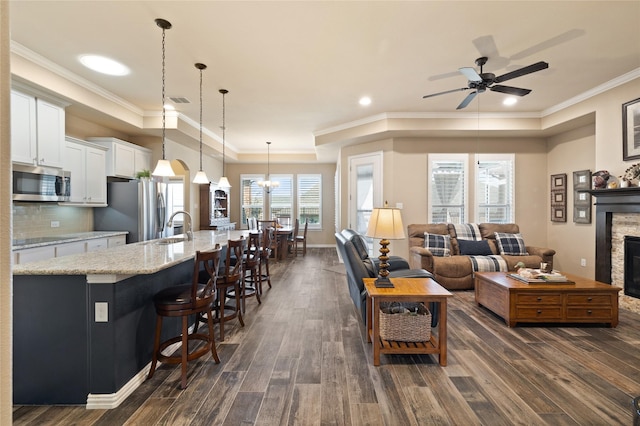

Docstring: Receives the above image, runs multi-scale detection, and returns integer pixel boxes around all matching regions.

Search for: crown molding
[543,67,640,117]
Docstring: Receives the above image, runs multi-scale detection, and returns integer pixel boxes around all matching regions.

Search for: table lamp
[366,203,405,288]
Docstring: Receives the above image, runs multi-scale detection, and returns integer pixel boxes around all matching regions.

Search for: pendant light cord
[222,91,226,176]
[199,67,203,171]
[161,25,167,161]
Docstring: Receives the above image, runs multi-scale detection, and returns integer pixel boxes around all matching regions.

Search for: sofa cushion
[458,239,493,256]
[453,223,482,241]
[495,232,529,256]
[424,232,451,257]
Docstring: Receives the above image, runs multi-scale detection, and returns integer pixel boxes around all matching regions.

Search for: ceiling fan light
[503,97,517,106]
[152,159,175,177]
[192,170,209,184]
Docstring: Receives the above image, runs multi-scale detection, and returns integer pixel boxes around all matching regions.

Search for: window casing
[475,154,514,223]
[297,174,322,229]
[428,154,468,223]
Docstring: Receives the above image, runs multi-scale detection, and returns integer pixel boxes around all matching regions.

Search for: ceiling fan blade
[494,61,549,83]
[423,87,469,99]
[456,91,478,110]
[490,85,532,96]
[459,66,482,82]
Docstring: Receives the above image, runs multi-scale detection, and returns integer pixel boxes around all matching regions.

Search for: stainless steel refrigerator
[94,179,169,243]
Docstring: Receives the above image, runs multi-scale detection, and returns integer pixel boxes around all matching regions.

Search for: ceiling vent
[169,96,190,104]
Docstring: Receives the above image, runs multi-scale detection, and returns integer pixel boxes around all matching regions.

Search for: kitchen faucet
[167,210,193,241]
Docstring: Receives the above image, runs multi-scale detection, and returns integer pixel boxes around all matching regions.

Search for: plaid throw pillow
[453,223,482,241]
[423,232,451,257]
[494,232,529,256]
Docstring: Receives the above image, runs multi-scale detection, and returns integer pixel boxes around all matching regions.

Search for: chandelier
[257,141,279,193]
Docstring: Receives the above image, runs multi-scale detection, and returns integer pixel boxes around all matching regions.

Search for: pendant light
[217,89,231,188]
[257,141,279,193]
[192,63,209,184]
[152,18,175,177]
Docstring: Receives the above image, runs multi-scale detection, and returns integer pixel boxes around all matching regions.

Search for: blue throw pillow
[458,239,493,256]
[495,232,529,256]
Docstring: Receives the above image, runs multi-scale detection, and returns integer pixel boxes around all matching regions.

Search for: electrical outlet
[396,202,403,209]
[50,221,60,228]
[580,258,587,267]
[95,302,108,322]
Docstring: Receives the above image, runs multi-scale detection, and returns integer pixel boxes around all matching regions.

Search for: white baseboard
[86,363,151,409]
[86,338,185,409]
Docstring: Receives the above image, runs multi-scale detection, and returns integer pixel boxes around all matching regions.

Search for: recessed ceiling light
[359,96,372,106]
[79,54,130,76]
[503,97,517,106]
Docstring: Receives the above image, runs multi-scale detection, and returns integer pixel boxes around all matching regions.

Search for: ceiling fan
[423,57,549,110]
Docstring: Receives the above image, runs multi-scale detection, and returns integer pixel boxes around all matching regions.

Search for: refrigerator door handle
[157,192,166,236]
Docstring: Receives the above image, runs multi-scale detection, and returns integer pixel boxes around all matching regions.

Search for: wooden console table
[475,272,621,327]
[364,277,452,366]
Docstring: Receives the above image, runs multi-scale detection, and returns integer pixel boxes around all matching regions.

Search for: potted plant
[136,169,151,180]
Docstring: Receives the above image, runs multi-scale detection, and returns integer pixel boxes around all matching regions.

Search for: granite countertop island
[13,229,248,277]
[12,231,128,250]
[12,229,249,408]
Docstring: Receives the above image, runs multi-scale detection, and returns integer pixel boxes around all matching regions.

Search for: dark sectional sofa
[335,229,438,325]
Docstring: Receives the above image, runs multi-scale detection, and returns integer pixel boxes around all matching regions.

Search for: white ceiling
[8,1,640,161]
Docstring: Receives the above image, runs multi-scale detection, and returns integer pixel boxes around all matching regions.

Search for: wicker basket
[379,302,431,342]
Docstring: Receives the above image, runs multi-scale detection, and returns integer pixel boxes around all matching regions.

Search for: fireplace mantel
[588,187,640,283]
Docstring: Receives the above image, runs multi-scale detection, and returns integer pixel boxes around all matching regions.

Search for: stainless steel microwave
[12,164,71,202]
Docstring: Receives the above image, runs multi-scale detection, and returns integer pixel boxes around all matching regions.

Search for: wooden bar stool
[147,246,222,389]
[211,237,245,341]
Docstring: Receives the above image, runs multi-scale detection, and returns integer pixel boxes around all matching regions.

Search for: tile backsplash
[12,203,93,240]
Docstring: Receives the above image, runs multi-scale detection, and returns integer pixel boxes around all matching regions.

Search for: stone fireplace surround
[590,187,640,313]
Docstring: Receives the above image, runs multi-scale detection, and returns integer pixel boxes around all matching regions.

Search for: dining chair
[257,220,278,259]
[295,219,308,256]
[247,217,258,231]
[287,218,300,256]
[148,246,222,389]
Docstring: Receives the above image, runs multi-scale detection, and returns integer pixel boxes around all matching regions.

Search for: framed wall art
[623,97,640,161]
[550,173,567,222]
[573,169,592,223]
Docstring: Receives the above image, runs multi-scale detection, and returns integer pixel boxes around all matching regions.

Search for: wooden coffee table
[364,277,452,366]
[474,271,621,327]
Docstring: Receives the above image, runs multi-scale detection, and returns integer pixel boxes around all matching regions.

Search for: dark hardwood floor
[13,248,640,425]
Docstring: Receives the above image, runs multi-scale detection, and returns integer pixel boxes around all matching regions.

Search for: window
[428,154,468,223]
[475,154,514,223]
[297,174,322,229]
[240,174,264,226]
[269,174,293,220]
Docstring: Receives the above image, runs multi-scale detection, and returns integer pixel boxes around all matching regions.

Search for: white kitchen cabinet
[134,148,152,176]
[63,138,107,205]
[14,245,56,264]
[107,235,126,248]
[88,137,152,179]
[86,238,108,251]
[11,90,65,168]
[55,241,86,257]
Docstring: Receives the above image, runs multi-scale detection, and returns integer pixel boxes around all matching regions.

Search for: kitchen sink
[154,236,189,245]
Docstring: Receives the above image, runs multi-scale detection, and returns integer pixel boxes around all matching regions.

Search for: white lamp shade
[192,170,209,184]
[152,159,175,177]
[366,207,405,240]
[218,176,231,188]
